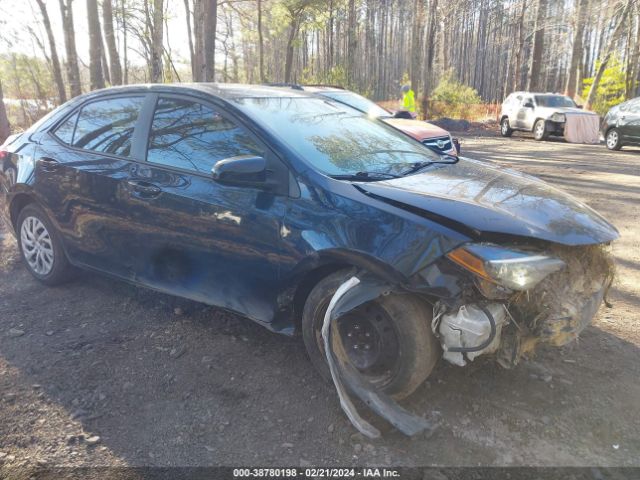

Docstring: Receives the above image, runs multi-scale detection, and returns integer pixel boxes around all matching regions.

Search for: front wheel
[533,119,548,141]
[302,271,441,399]
[605,128,623,150]
[500,117,513,137]
[17,204,72,285]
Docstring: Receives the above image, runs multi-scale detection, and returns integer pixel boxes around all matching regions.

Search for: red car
[299,86,460,156]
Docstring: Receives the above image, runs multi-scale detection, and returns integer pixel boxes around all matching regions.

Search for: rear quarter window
[53,111,78,144]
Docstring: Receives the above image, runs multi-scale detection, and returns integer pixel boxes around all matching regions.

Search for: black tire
[16,203,72,285]
[533,119,548,141]
[605,128,623,151]
[302,270,440,399]
[500,117,513,137]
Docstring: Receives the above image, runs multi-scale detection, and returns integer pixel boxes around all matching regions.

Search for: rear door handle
[127,179,162,198]
[38,157,59,172]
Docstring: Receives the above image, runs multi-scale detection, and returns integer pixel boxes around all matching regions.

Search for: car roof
[263,83,347,94]
[72,83,312,103]
[508,91,569,97]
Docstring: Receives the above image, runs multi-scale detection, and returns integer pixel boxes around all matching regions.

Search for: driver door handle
[127,179,162,198]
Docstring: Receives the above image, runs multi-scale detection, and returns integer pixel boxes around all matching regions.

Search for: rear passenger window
[146,97,263,174]
[60,96,144,156]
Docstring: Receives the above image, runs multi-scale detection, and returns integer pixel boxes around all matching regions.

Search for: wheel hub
[336,303,400,379]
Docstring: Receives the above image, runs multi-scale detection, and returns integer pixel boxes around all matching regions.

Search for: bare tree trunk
[59,0,82,97]
[565,0,587,97]
[585,1,632,110]
[0,79,10,144]
[257,0,265,82]
[203,0,217,81]
[184,0,196,79]
[347,0,357,84]
[410,0,424,94]
[284,17,300,83]
[527,0,547,91]
[193,0,217,82]
[511,0,525,90]
[87,0,105,90]
[35,0,67,104]
[103,0,123,85]
[122,0,129,84]
[421,0,439,116]
[150,0,164,82]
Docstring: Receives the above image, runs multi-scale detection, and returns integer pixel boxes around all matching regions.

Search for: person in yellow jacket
[401,84,415,113]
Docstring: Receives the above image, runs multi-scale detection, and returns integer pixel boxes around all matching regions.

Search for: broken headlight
[446,244,565,291]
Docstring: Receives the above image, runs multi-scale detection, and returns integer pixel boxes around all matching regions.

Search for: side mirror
[524,101,534,108]
[212,155,267,187]
[576,105,583,109]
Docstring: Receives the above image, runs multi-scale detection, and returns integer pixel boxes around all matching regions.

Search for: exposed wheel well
[9,194,36,230]
[291,262,350,332]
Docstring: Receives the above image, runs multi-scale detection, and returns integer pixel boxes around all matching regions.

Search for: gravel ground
[0,132,639,472]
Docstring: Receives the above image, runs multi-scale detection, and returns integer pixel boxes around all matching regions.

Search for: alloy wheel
[606,131,619,149]
[20,216,54,276]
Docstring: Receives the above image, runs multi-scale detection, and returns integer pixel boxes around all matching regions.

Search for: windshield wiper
[399,155,459,176]
[330,171,401,181]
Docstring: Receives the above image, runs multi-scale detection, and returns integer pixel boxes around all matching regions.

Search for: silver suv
[500,92,596,141]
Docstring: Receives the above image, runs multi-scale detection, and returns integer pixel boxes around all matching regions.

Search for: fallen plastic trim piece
[321,275,432,438]
[321,276,380,439]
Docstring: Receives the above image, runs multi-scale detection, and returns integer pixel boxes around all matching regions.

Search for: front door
[516,96,536,130]
[122,95,288,324]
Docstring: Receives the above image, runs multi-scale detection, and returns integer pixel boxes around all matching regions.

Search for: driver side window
[146,97,264,174]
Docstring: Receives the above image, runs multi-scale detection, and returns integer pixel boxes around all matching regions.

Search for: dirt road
[1,133,639,471]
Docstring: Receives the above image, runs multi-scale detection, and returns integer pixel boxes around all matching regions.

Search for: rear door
[36,95,146,277]
[122,94,288,324]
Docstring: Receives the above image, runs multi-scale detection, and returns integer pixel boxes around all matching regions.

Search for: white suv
[500,92,596,141]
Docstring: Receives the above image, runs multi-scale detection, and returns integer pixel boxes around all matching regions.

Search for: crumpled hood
[358,158,619,246]
[383,118,449,141]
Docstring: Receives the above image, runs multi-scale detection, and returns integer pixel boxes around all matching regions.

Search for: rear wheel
[500,117,513,137]
[605,128,623,151]
[302,271,440,399]
[533,119,548,141]
[17,204,72,285]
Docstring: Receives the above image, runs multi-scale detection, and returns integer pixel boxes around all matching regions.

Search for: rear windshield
[233,96,438,176]
[534,95,576,108]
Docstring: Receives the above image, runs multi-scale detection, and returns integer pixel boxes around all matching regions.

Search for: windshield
[534,95,576,108]
[317,91,390,118]
[233,96,440,176]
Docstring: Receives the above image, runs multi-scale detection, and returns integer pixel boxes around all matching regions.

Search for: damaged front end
[323,242,614,438]
[436,243,615,368]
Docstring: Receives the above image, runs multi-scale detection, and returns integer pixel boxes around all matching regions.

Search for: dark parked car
[0,84,618,400]
[601,97,640,150]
